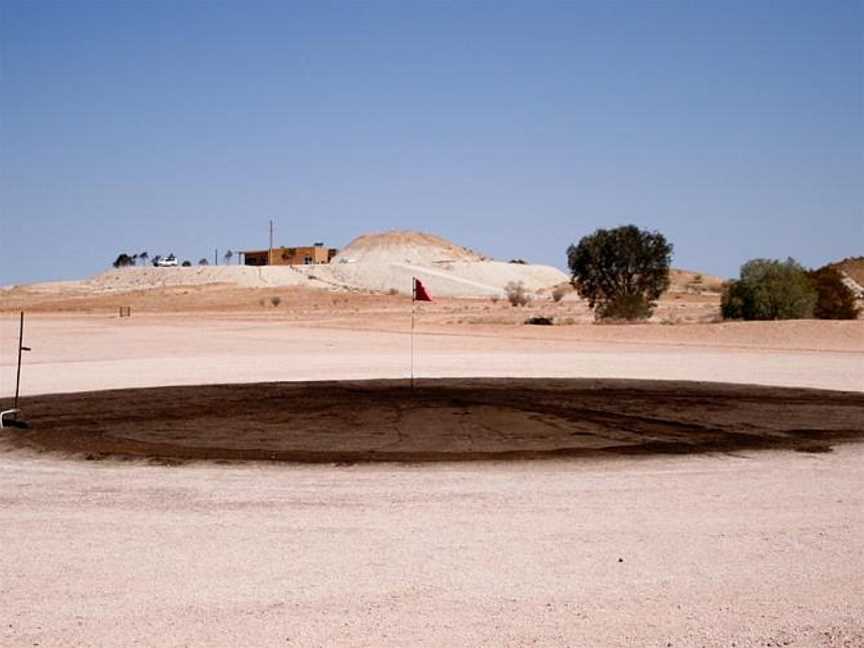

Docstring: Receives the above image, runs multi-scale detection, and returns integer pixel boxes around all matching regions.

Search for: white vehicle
[156,254,178,267]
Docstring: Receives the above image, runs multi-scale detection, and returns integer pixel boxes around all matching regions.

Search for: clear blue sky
[1,0,861,284]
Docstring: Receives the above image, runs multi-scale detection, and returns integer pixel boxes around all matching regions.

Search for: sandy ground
[1,447,862,647]
[1,314,862,397]
[1,310,863,646]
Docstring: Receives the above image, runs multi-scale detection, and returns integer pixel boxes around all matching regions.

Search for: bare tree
[224,249,234,265]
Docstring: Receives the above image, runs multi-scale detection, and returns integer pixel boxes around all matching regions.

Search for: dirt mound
[7,378,862,464]
[667,268,726,293]
[829,257,864,296]
[306,229,568,297]
[830,257,864,281]
[334,230,486,265]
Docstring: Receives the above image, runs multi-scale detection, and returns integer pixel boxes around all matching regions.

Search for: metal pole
[13,311,24,413]
[269,220,273,265]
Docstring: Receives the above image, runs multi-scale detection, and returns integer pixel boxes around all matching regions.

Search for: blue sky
[1,0,861,284]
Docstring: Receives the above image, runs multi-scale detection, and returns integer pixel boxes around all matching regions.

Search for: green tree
[567,225,673,320]
[809,266,860,320]
[721,258,817,320]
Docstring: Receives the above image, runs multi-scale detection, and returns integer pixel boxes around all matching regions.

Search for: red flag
[413,278,432,302]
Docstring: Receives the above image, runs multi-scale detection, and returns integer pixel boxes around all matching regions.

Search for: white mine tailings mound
[308,230,568,297]
[20,231,569,299]
[332,231,486,265]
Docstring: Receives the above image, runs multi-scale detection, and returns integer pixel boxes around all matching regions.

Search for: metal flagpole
[410,278,415,389]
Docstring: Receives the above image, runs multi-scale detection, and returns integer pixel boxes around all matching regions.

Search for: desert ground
[1,301,862,647]
[1,237,863,647]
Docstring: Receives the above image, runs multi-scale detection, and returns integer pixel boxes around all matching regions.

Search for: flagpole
[410,278,415,390]
[14,311,25,417]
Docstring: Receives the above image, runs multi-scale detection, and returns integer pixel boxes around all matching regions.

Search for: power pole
[269,220,274,265]
[215,248,218,266]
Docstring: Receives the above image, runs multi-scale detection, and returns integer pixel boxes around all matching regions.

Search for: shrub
[271,296,282,307]
[505,281,530,307]
[721,258,817,320]
[525,316,554,326]
[181,260,192,267]
[509,258,527,265]
[198,258,209,266]
[551,286,567,302]
[567,225,672,321]
[809,266,861,320]
[387,288,399,296]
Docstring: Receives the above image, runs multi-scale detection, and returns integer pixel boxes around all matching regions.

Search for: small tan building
[241,243,338,266]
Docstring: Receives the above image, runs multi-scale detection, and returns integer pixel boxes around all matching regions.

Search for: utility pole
[215,248,218,266]
[269,220,274,265]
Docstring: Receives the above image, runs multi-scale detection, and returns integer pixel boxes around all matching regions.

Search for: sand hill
[333,231,485,265]
[293,230,568,297]
[4,230,570,299]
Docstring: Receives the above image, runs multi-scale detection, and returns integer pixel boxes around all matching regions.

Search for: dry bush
[271,296,282,307]
[505,281,530,307]
[551,286,567,302]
